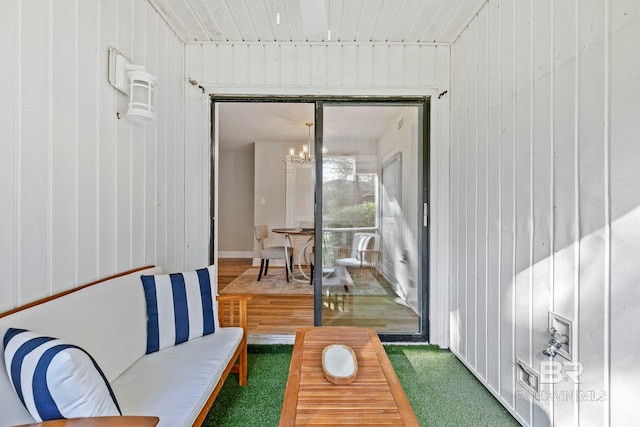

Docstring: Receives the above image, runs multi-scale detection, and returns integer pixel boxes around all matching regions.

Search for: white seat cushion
[111,327,243,427]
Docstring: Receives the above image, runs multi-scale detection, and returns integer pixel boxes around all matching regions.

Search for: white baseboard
[218,251,254,258]
[248,334,295,345]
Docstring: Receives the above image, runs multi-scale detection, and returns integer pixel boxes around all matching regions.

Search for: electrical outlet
[516,360,540,397]
[549,312,572,360]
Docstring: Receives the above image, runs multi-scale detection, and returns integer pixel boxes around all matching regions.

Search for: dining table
[271,227,315,284]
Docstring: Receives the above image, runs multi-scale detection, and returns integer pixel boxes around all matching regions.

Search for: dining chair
[254,225,293,282]
[335,232,381,272]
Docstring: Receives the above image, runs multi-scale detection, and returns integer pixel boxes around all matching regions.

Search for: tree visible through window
[323,157,377,229]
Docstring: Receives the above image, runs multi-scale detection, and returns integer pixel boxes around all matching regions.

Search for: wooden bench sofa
[0,266,250,427]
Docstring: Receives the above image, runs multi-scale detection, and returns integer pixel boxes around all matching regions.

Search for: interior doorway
[212,98,429,342]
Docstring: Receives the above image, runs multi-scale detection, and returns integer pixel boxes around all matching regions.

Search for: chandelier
[286,122,326,163]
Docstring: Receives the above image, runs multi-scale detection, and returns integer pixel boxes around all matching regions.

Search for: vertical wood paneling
[154,19,168,269]
[498,0,516,406]
[341,44,357,86]
[475,4,489,381]
[264,44,280,85]
[191,41,450,90]
[449,38,461,354]
[98,0,118,277]
[296,44,311,86]
[76,0,99,284]
[466,18,477,370]
[201,44,217,83]
[513,0,533,422]
[327,44,342,86]
[144,7,159,267]
[456,29,468,360]
[485,0,501,393]
[403,45,419,86]
[20,0,50,302]
[248,44,267,84]
[431,43,451,349]
[450,0,639,425]
[233,44,249,85]
[577,0,607,424]
[609,1,640,425]
[0,0,17,312]
[51,0,78,293]
[311,45,326,86]
[218,44,234,84]
[1,0,187,308]
[356,44,374,87]
[115,0,133,273]
[530,0,553,422]
[170,36,186,272]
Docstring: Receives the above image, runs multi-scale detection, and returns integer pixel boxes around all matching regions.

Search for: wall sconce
[108,48,156,124]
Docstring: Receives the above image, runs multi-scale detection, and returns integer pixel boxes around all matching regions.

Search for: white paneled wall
[184,42,451,345]
[187,42,446,92]
[0,0,186,311]
[450,0,639,425]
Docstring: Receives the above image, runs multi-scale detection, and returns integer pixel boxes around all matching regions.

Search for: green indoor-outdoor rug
[203,344,520,427]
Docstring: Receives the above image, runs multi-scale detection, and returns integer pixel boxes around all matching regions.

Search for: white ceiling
[149,0,484,44]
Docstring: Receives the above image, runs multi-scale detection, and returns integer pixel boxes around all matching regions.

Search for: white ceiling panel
[149,0,486,44]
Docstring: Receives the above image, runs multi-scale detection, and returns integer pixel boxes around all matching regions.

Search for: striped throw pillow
[140,265,217,354]
[3,328,121,422]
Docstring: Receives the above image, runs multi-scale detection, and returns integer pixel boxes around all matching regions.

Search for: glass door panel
[319,103,424,336]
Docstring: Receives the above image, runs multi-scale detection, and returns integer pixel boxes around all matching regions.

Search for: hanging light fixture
[286,122,327,163]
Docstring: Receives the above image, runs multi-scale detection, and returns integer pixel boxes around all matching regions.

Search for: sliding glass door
[316,101,428,340]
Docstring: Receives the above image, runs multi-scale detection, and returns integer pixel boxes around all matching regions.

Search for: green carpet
[203,344,520,427]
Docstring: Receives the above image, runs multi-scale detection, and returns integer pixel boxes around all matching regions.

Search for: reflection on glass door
[319,103,424,336]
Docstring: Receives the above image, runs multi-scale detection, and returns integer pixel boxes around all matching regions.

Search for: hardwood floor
[217,258,419,338]
[218,259,313,337]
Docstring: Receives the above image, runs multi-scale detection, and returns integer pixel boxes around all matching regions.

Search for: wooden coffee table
[280,327,419,426]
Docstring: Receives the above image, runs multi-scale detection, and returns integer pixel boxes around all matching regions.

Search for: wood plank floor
[218,258,418,337]
[218,259,313,336]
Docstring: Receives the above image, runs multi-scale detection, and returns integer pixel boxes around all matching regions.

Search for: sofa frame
[0,266,251,427]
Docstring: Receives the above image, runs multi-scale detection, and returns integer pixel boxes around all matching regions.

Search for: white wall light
[108,48,156,124]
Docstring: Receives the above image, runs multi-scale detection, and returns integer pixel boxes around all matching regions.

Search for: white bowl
[321,344,358,385]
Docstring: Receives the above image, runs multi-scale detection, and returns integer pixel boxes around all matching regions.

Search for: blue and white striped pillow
[3,328,121,422]
[140,265,217,354]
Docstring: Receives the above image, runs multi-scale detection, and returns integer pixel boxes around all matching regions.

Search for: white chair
[254,225,293,282]
[335,232,381,271]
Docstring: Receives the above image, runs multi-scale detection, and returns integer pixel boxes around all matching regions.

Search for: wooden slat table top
[280,327,419,426]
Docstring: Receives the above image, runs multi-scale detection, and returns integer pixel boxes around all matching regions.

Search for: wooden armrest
[15,416,159,427]
[217,294,252,329]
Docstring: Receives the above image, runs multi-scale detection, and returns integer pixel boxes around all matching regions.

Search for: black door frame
[210,95,430,342]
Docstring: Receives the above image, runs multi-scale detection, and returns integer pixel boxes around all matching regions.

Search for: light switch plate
[549,312,572,360]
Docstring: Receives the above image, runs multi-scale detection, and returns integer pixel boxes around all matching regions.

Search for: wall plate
[108,48,131,95]
[549,312,572,360]
[516,359,540,398]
